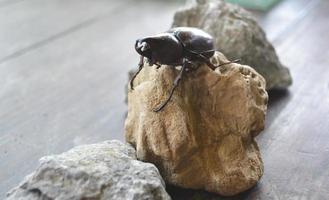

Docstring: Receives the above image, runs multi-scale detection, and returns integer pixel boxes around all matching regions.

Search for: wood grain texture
[0,0,181,197]
[0,0,328,199]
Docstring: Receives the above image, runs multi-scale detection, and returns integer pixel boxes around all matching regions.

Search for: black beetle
[130,27,239,112]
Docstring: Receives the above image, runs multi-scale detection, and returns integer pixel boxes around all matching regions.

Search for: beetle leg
[155,63,161,69]
[148,57,157,67]
[195,54,217,70]
[184,49,216,70]
[186,49,237,70]
[195,53,239,70]
[153,60,188,112]
[130,56,144,90]
[195,52,241,70]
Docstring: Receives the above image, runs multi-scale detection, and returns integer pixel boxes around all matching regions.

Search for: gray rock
[172,0,292,89]
[6,140,171,200]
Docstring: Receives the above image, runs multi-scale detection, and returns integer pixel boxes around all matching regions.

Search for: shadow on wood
[166,184,258,200]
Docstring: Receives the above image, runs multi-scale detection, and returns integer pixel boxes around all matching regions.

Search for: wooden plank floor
[0,0,328,199]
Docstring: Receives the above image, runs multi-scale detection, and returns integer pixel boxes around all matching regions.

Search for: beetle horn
[140,42,150,52]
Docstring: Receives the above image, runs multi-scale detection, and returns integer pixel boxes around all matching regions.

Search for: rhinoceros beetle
[130,27,239,112]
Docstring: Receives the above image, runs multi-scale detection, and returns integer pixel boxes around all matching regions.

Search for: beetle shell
[135,27,215,66]
[168,27,215,59]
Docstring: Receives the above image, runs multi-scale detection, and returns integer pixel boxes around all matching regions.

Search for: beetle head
[135,34,183,65]
[135,39,152,59]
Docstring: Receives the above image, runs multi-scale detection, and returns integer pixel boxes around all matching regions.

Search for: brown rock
[125,52,268,196]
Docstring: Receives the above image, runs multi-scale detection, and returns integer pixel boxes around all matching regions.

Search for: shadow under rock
[166,184,259,200]
[267,88,290,107]
[265,88,292,126]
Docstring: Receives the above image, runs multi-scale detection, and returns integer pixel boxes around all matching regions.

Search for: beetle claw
[129,80,134,90]
[153,105,164,112]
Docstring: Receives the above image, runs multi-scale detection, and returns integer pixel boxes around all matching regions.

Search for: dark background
[0,0,328,199]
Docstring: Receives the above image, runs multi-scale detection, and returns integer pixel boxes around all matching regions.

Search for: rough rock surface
[172,0,292,89]
[125,52,268,196]
[6,140,171,200]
